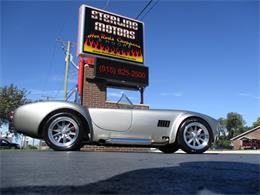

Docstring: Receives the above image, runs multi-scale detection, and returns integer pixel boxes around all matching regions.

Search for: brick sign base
[80,62,149,152]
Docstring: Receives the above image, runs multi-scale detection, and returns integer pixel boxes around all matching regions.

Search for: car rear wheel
[42,112,83,151]
[177,118,213,154]
[158,142,179,154]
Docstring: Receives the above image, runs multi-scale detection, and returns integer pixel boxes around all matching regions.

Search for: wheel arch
[38,108,92,141]
[177,116,213,141]
[169,114,213,144]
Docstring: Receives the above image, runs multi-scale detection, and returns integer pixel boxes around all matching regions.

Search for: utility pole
[56,39,77,101]
[64,41,71,100]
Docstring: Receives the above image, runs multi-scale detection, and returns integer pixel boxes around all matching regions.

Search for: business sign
[78,5,144,64]
[95,58,148,86]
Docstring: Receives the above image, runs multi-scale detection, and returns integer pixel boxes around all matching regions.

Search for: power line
[135,0,153,19]
[104,0,110,10]
[41,41,58,97]
[41,3,73,100]
[53,82,64,100]
[140,0,160,20]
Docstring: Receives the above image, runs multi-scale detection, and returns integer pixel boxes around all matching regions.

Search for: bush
[212,137,233,150]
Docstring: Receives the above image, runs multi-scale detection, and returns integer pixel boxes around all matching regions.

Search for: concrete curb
[205,150,260,154]
[150,148,260,154]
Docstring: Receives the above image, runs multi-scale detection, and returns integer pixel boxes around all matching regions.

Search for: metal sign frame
[77,5,145,65]
[94,58,149,87]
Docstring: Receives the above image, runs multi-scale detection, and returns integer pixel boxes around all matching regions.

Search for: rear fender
[14,101,93,140]
[39,108,93,141]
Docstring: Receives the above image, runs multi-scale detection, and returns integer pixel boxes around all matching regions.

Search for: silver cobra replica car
[13,100,221,153]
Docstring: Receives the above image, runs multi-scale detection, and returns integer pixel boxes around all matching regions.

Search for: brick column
[82,65,149,110]
[81,64,150,152]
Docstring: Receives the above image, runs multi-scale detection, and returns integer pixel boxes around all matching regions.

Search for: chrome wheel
[183,122,210,150]
[48,116,79,148]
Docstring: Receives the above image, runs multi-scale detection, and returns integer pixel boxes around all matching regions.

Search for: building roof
[230,126,260,141]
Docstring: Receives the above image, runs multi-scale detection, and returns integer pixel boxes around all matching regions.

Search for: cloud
[107,91,139,101]
[107,92,123,98]
[160,92,183,97]
[51,75,77,84]
[29,89,63,95]
[28,89,64,100]
[238,93,260,100]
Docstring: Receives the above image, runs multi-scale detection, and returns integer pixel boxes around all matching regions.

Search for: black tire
[42,112,84,151]
[177,118,213,154]
[158,142,179,154]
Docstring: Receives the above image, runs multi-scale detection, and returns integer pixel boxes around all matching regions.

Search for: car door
[89,108,132,131]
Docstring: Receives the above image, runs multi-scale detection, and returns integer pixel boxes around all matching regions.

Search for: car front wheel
[177,118,213,154]
[42,112,83,151]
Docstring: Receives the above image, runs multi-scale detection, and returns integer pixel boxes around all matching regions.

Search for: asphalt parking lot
[0,151,259,194]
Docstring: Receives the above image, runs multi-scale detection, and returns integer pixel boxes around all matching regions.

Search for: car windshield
[116,93,134,109]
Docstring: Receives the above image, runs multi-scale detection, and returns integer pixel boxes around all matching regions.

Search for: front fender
[169,112,219,144]
[14,101,92,138]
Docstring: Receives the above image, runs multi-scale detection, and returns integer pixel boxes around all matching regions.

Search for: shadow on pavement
[1,161,259,194]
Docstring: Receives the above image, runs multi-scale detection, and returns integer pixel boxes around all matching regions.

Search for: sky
[1,0,259,126]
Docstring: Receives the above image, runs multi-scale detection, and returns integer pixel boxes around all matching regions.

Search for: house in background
[230,126,260,150]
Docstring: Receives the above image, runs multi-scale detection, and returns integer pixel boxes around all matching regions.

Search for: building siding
[231,127,260,150]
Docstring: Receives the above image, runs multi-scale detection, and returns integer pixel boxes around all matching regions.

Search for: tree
[214,112,247,149]
[218,117,226,127]
[252,117,260,128]
[0,84,30,128]
[226,112,246,139]
[212,138,232,149]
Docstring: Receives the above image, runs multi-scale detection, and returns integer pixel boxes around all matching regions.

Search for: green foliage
[212,137,232,149]
[0,84,30,127]
[215,112,248,149]
[218,117,226,127]
[252,117,260,128]
[225,112,245,139]
[217,112,246,139]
